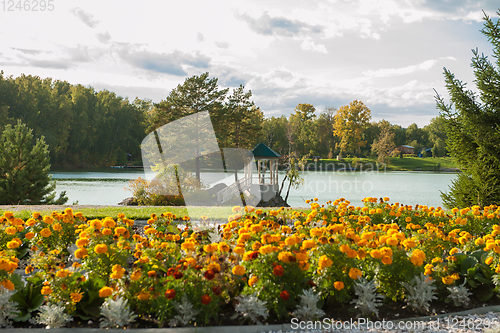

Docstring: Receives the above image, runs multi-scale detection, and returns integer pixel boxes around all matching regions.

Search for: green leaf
[28,294,45,311]
[10,273,24,290]
[13,313,31,322]
[474,273,493,285]
[461,257,478,274]
[475,285,494,302]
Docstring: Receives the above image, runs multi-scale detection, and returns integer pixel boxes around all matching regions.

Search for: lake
[51,169,458,208]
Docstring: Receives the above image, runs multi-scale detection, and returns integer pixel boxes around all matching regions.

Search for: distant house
[395,145,415,154]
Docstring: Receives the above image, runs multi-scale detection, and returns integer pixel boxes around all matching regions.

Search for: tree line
[0,71,148,167]
[0,71,447,169]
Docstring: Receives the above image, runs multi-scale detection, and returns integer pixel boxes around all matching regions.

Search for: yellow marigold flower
[252,241,262,250]
[381,256,393,265]
[318,255,333,270]
[232,265,246,276]
[486,257,494,265]
[207,262,221,273]
[94,244,108,254]
[41,285,53,295]
[71,292,83,303]
[386,237,399,246]
[7,239,21,249]
[43,216,53,224]
[56,269,70,278]
[218,242,230,252]
[76,238,89,248]
[278,251,293,263]
[52,223,62,231]
[233,246,245,255]
[102,218,116,228]
[334,281,344,290]
[259,245,274,255]
[348,268,362,280]
[442,276,454,285]
[410,249,426,266]
[24,232,35,240]
[40,228,52,238]
[370,249,383,259]
[181,241,195,251]
[248,276,259,287]
[301,239,315,250]
[130,270,142,281]
[110,264,125,279]
[114,227,127,235]
[75,248,88,259]
[295,252,308,261]
[238,233,251,243]
[5,226,17,235]
[0,279,15,291]
[99,286,113,298]
[449,247,460,255]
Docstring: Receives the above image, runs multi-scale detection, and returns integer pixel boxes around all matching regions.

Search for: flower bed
[1,198,500,328]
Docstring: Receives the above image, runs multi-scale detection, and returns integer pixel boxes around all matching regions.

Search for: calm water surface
[52,169,458,207]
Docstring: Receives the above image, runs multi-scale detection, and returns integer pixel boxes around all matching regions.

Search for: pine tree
[436,10,500,208]
[0,120,67,204]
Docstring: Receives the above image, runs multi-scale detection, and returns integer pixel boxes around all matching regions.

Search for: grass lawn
[309,156,458,172]
[0,205,298,221]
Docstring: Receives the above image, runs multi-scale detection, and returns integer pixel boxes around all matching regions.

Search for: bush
[0,120,67,205]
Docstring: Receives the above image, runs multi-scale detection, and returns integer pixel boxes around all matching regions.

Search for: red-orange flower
[173,271,183,279]
[212,286,222,296]
[273,265,284,277]
[280,290,290,301]
[165,289,176,300]
[204,269,215,280]
[201,294,211,305]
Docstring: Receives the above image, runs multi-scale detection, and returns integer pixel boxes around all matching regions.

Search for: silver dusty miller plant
[169,295,199,327]
[292,289,325,321]
[447,285,472,307]
[208,228,222,243]
[402,273,437,313]
[233,293,269,324]
[100,295,137,328]
[0,286,18,328]
[30,303,73,329]
[351,278,384,317]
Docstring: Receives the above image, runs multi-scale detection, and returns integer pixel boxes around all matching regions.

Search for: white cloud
[362,57,456,78]
[300,39,328,53]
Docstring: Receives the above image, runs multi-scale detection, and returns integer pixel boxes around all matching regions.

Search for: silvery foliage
[30,303,73,329]
[402,273,437,313]
[169,295,198,327]
[292,289,325,321]
[208,228,222,244]
[351,278,384,318]
[100,295,137,328]
[233,293,269,324]
[447,285,472,307]
[310,220,323,229]
[0,286,18,328]
[492,274,500,298]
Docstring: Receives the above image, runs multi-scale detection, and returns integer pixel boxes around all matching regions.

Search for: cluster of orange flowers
[2,198,500,321]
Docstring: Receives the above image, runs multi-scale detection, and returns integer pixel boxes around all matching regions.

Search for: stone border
[4,305,500,333]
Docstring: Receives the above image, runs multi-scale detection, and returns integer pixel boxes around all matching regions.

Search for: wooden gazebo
[251,143,281,201]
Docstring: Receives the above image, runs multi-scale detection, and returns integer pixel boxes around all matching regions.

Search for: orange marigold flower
[71,292,83,303]
[232,265,246,276]
[348,268,362,280]
[40,228,52,238]
[248,276,259,287]
[75,248,88,259]
[99,286,113,298]
[318,255,333,270]
[334,281,344,290]
[41,285,53,295]
[94,244,108,254]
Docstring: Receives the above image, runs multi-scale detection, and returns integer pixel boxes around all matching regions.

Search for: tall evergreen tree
[0,120,67,204]
[436,10,500,208]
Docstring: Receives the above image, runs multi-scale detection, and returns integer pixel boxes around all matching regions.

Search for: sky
[0,0,498,127]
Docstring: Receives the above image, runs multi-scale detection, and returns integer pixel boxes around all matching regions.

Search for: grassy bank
[0,205,280,221]
[308,156,458,172]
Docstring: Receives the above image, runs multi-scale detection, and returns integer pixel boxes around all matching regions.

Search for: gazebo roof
[252,143,281,159]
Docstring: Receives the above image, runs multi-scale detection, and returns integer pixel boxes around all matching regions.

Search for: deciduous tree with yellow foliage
[333,100,372,157]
